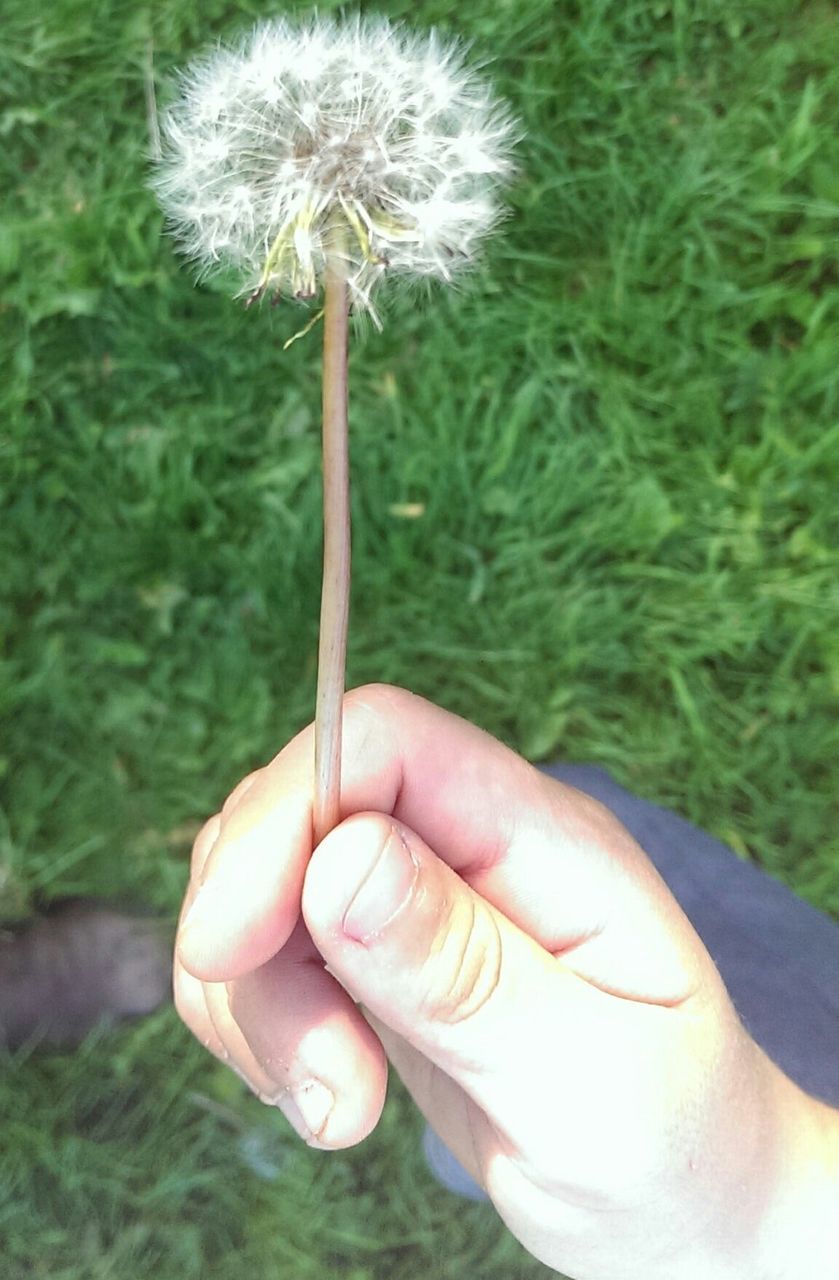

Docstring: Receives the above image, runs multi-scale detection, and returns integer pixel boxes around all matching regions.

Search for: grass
[1,0,838,1274]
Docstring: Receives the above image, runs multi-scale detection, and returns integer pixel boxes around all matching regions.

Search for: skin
[174,684,839,1280]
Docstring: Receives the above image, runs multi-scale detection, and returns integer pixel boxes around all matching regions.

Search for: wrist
[750,1060,839,1278]
[643,1027,839,1280]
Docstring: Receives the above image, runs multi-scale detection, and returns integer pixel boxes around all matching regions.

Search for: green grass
[1,0,838,1274]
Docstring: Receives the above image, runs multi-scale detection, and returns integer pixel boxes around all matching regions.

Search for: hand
[174,685,839,1280]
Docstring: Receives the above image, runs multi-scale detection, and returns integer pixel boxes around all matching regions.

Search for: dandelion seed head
[152,14,517,312]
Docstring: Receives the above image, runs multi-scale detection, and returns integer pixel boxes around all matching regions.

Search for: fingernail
[342,826,419,943]
[268,1080,334,1143]
[292,1080,334,1138]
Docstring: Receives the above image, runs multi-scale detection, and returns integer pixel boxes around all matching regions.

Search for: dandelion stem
[313,246,350,845]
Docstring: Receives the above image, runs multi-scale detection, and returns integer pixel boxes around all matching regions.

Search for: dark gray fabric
[546,764,839,1108]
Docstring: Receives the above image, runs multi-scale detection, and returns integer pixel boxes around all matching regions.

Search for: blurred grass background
[1,0,838,1275]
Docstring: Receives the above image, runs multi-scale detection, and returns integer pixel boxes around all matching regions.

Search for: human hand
[174,685,839,1280]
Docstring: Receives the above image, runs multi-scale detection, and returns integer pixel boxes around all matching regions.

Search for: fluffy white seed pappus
[152,14,517,319]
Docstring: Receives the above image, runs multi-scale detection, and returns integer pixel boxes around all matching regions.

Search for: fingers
[221,770,262,821]
[365,1010,495,1192]
[226,922,387,1146]
[300,812,724,1185]
[301,811,587,1143]
[174,683,716,1164]
[179,734,315,980]
[189,812,223,880]
[180,684,706,1005]
[173,961,228,1062]
[174,920,387,1149]
[178,838,386,1148]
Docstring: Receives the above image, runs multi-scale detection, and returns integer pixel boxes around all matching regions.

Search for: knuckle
[221,770,263,820]
[344,681,401,709]
[421,896,503,1026]
[344,681,425,727]
[190,813,222,876]
[342,682,414,769]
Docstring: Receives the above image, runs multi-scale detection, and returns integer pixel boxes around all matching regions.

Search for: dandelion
[154,14,515,318]
[153,15,516,839]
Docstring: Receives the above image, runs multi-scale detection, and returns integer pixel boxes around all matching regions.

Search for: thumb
[301,811,578,1113]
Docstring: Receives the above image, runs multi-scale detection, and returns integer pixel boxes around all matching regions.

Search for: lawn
[1,0,838,1275]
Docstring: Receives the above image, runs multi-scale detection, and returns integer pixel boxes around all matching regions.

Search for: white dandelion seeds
[152,16,516,843]
[152,14,517,320]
